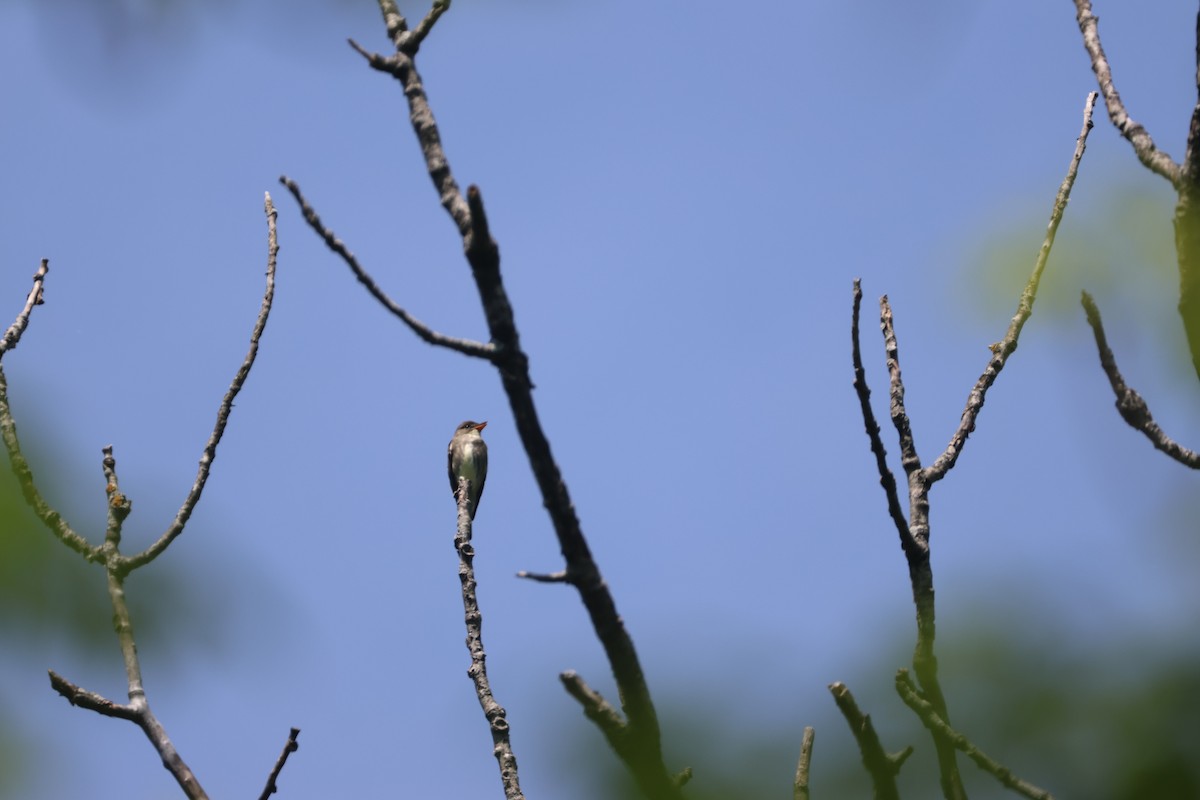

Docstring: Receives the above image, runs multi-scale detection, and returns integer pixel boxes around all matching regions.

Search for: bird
[447,420,488,520]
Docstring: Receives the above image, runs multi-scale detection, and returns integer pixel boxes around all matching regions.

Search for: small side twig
[124,192,280,571]
[257,728,302,800]
[559,671,692,792]
[515,569,569,583]
[0,258,47,358]
[793,726,815,800]
[48,670,139,721]
[456,477,524,800]
[1081,292,1200,467]
[828,682,908,800]
[896,670,1056,800]
[278,176,494,359]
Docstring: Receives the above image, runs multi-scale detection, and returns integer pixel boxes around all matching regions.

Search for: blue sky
[2,1,1199,797]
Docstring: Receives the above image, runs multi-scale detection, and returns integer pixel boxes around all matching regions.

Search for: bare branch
[370,0,449,54]
[879,296,925,513]
[376,0,408,46]
[410,0,451,48]
[1081,292,1200,467]
[516,569,569,583]
[278,176,494,359]
[101,445,133,545]
[348,15,471,234]
[51,557,210,800]
[828,682,906,800]
[0,265,96,560]
[455,477,525,800]
[124,193,279,571]
[0,259,47,358]
[896,670,1056,800]
[793,726,815,800]
[560,670,626,738]
[559,672,693,795]
[852,91,1098,800]
[925,91,1099,485]
[293,4,681,794]
[1073,0,1181,187]
[851,280,915,551]
[257,728,301,800]
[49,670,139,721]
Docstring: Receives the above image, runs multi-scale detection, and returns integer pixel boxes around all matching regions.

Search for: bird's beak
[474,421,488,432]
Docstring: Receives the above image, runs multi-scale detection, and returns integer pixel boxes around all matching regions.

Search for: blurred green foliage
[554,623,1200,799]
[961,182,1176,318]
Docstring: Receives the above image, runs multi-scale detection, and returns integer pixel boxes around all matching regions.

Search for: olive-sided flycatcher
[448,420,488,520]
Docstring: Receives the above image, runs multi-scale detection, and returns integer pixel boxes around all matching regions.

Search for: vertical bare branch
[793,726,815,800]
[851,281,912,550]
[455,478,525,800]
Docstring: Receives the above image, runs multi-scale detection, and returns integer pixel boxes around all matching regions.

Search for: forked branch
[850,94,1098,800]
[5,194,288,798]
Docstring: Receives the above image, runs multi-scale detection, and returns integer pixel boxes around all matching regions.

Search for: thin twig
[560,670,626,738]
[828,682,906,800]
[0,265,96,560]
[1073,0,1181,188]
[456,477,525,800]
[1081,292,1200,467]
[851,280,914,552]
[48,670,139,721]
[257,728,301,800]
[123,192,280,571]
[925,91,1099,485]
[881,296,923,485]
[278,176,494,359]
[516,569,569,583]
[793,726,815,800]
[410,0,451,47]
[0,259,47,357]
[102,445,133,545]
[896,670,1056,800]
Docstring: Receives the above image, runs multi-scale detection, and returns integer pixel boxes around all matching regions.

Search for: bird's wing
[475,441,487,505]
[448,440,457,494]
